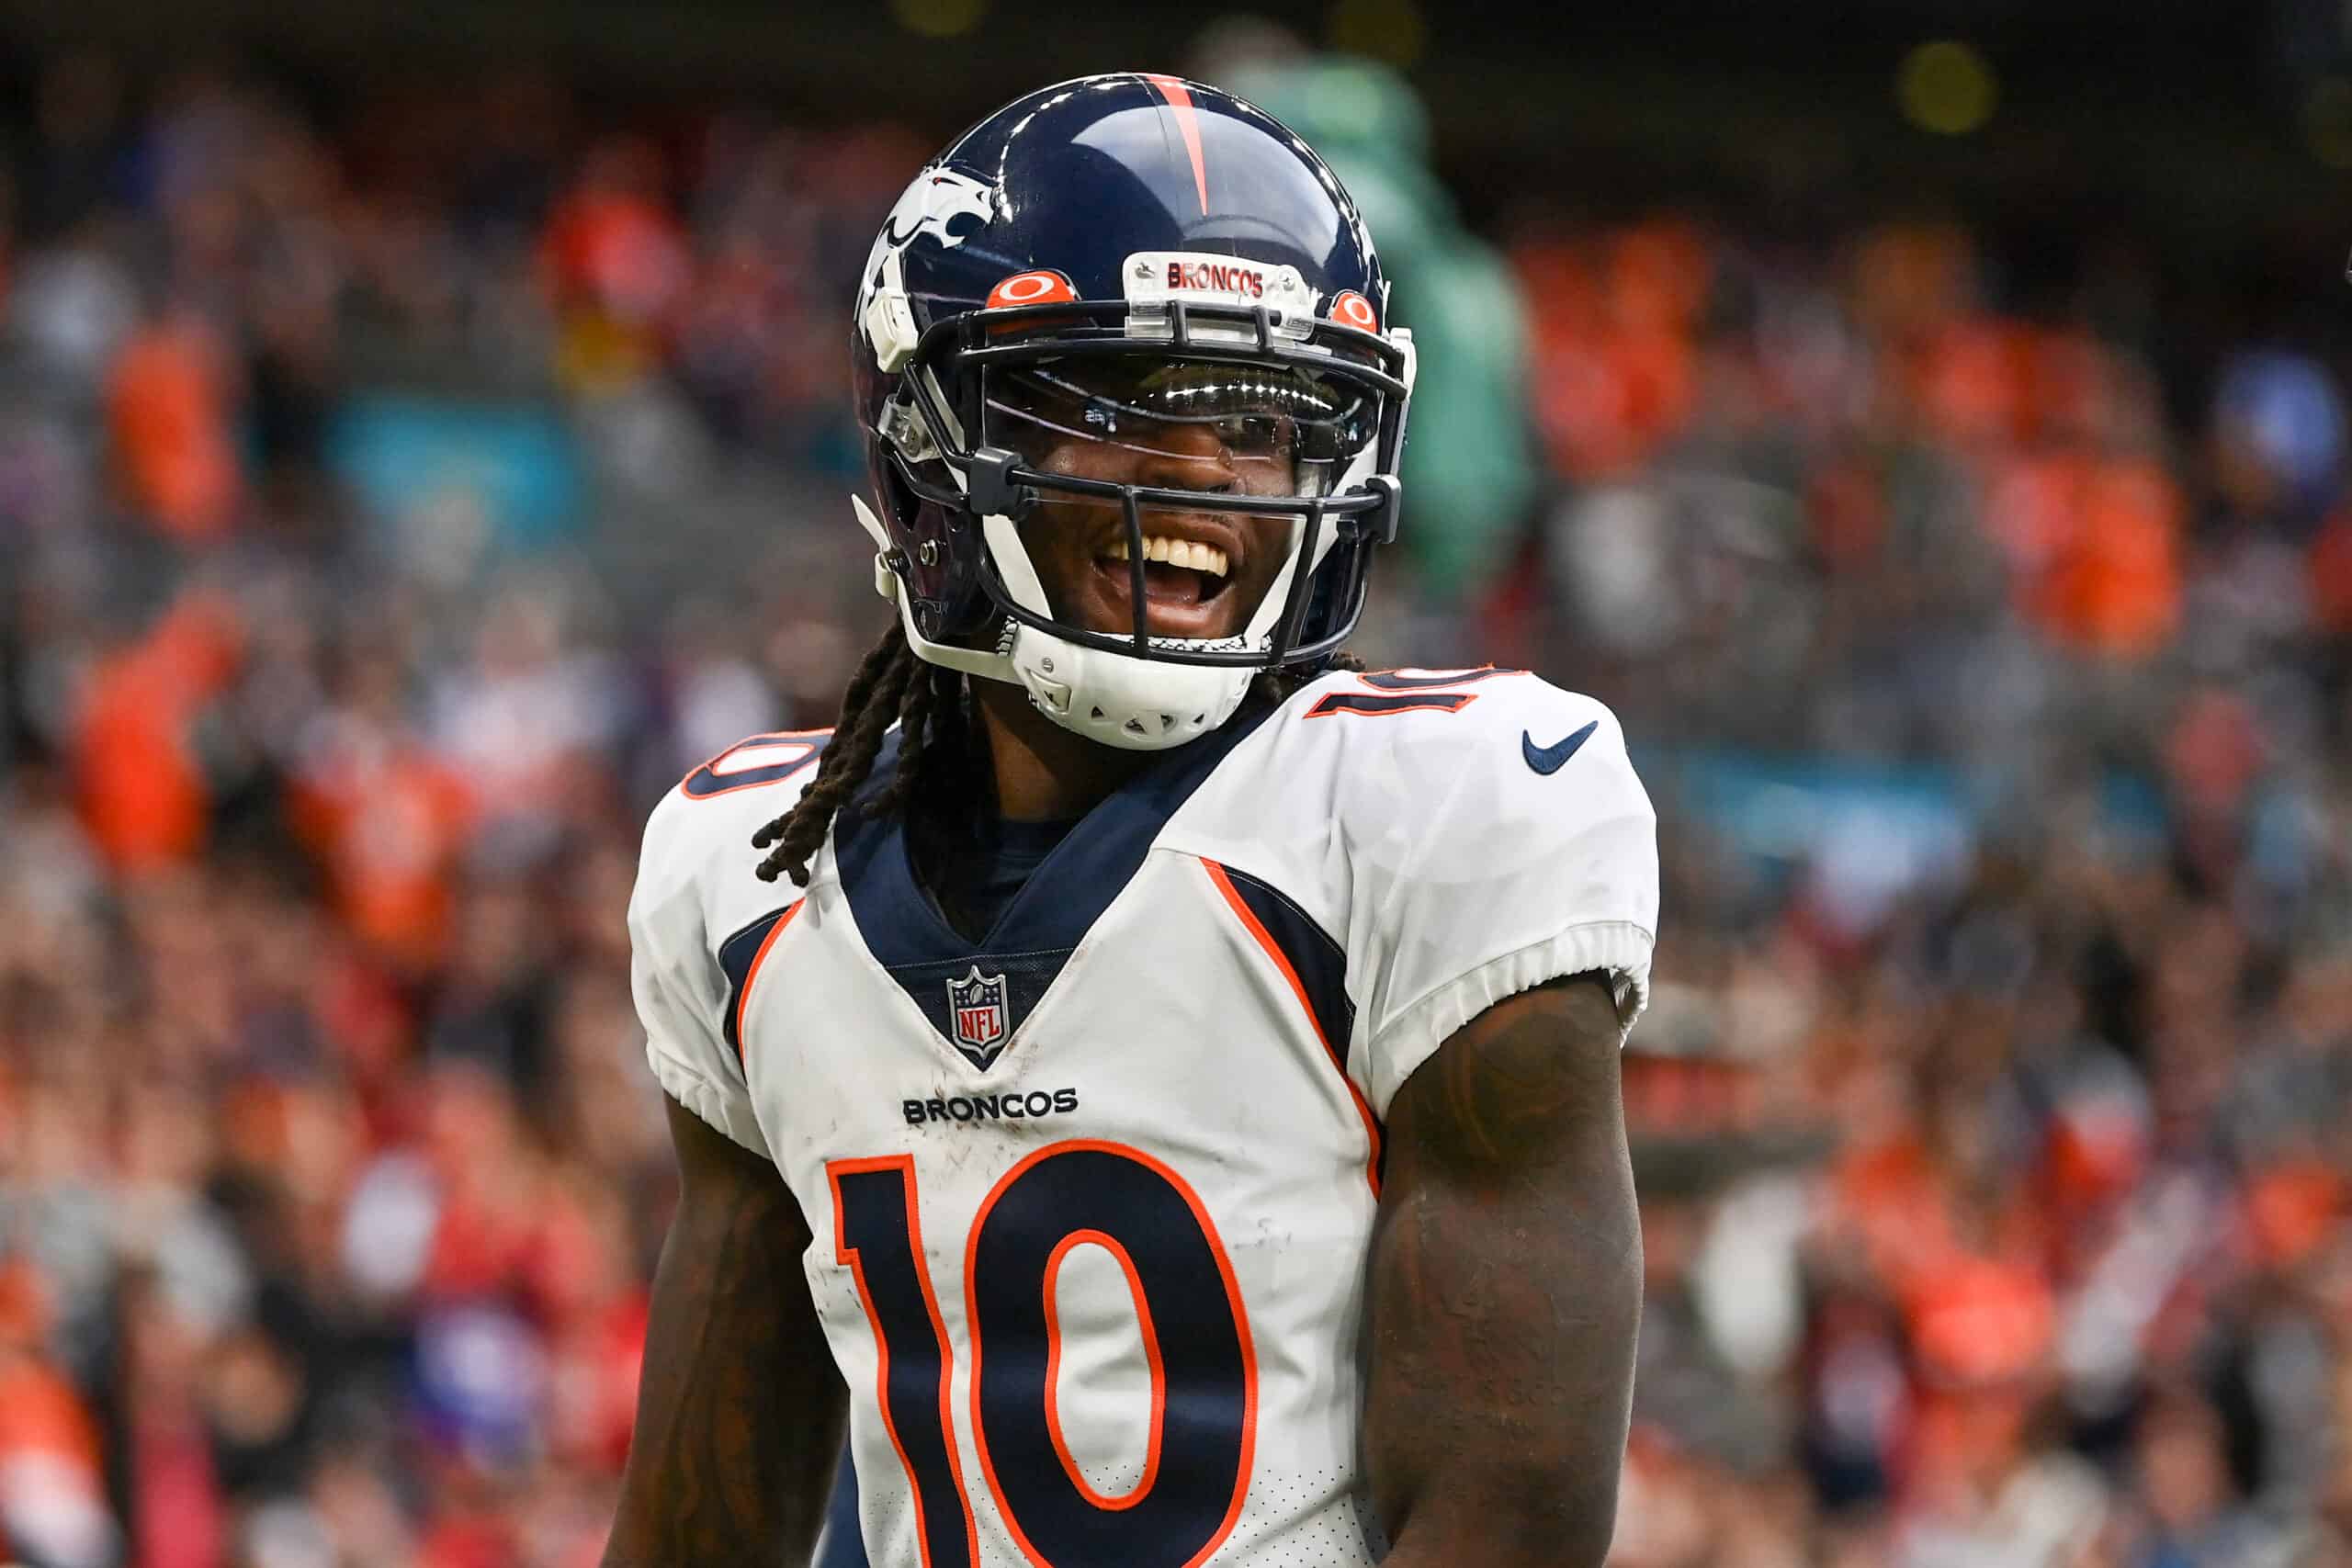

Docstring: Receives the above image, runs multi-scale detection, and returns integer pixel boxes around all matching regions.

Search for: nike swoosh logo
[1521,721,1598,775]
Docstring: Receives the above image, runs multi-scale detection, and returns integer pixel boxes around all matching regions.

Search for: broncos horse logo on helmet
[850,72,1417,751]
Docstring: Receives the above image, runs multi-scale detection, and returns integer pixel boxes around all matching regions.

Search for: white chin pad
[1010,623,1253,750]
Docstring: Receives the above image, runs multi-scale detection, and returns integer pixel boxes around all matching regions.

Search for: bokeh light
[2302,75,2352,169]
[1896,39,1997,135]
[890,0,989,39]
[1328,0,1428,69]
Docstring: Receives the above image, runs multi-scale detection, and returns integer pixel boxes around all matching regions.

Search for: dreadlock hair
[751,618,1360,887]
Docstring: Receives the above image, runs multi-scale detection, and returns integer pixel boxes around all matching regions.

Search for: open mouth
[1101,533,1241,606]
[1091,532,1237,613]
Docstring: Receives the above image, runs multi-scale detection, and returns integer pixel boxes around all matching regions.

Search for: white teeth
[1160,541,1227,576]
[1101,536,1230,578]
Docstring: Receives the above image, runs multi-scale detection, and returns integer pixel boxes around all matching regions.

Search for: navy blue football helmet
[850,73,1414,750]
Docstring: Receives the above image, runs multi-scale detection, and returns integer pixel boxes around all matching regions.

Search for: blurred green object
[1224,56,1537,599]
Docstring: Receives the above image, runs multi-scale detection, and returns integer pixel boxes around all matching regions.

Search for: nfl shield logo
[945,965,1011,1067]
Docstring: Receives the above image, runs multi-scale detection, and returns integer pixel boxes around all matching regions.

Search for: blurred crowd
[1504,141,2352,1568]
[0,45,2350,1568]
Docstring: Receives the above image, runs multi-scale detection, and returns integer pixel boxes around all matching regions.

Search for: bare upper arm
[1363,974,1641,1568]
[664,1089,799,1217]
[1381,972,1632,1189]
[601,1095,846,1568]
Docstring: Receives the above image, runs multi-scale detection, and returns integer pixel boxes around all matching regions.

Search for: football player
[601,73,1657,1568]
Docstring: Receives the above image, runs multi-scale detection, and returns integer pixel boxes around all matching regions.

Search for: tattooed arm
[602,1095,847,1568]
[1363,974,1642,1568]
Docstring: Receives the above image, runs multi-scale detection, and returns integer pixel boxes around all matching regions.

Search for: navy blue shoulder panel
[1216,862,1355,1074]
[831,706,1276,1068]
[717,904,798,1062]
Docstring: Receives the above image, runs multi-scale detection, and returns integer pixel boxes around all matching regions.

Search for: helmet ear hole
[876,459,992,638]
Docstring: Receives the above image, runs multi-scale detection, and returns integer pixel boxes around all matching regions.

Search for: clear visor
[982,356,1377,502]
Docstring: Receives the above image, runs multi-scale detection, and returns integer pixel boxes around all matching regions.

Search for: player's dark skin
[603,1096,847,1568]
[603,412,1641,1567]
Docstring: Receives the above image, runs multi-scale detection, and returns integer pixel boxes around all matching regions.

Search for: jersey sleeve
[1345,680,1658,1119]
[627,789,777,1159]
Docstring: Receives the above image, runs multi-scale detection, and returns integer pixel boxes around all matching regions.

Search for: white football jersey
[627,667,1658,1568]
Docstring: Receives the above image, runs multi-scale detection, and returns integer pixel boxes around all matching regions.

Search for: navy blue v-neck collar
[831,704,1273,1067]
